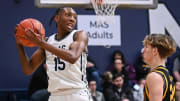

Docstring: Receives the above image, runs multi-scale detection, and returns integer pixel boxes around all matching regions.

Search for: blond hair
[143,34,177,59]
[103,71,113,81]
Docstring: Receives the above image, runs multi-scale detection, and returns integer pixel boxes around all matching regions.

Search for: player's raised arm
[25,29,88,64]
[15,25,46,75]
[68,30,88,63]
[44,30,87,64]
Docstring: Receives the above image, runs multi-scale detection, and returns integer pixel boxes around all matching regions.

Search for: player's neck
[56,33,66,40]
[56,29,68,40]
[150,59,166,71]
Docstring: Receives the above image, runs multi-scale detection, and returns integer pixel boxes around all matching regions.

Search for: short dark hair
[49,8,64,26]
[112,50,126,65]
[112,73,124,81]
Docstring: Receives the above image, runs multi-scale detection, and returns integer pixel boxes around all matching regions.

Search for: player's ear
[153,47,158,56]
[54,15,59,23]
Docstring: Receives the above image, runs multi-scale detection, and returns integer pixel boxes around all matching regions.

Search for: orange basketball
[16,18,45,47]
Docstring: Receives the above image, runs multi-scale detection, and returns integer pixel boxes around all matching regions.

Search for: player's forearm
[16,43,34,75]
[40,41,78,64]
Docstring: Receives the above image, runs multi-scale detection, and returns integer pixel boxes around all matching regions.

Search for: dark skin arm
[25,28,88,64]
[16,43,45,75]
[15,27,45,75]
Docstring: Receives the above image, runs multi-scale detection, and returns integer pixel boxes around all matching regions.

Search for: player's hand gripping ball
[15,18,45,47]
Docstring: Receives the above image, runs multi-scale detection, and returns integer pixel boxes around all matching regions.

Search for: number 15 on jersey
[54,57,66,71]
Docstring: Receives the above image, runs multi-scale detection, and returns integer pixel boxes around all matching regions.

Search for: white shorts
[48,89,93,101]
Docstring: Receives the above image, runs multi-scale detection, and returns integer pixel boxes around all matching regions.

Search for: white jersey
[45,30,88,95]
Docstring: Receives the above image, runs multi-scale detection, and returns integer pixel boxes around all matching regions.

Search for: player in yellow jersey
[142,34,176,101]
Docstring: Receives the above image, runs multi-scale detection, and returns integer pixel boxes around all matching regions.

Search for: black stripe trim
[80,55,83,81]
[80,55,82,72]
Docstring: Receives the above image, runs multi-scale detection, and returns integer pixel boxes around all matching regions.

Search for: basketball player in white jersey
[15,7,92,101]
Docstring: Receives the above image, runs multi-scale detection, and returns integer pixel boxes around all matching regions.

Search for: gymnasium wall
[0,0,179,89]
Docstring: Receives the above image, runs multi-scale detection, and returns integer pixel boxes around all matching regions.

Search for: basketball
[16,18,45,47]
